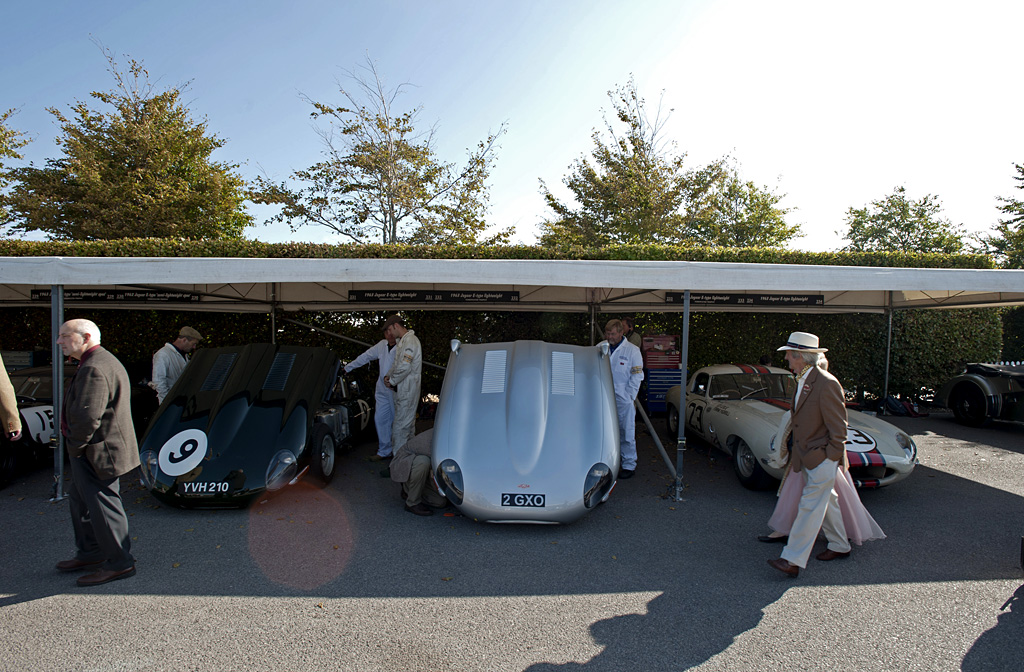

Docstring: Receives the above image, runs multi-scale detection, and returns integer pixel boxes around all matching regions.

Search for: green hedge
[0,238,996,268]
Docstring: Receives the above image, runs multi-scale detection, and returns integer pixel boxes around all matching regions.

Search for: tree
[2,49,251,240]
[0,108,31,225]
[685,159,799,248]
[537,78,799,249]
[538,78,710,247]
[255,58,510,245]
[980,163,1024,268]
[839,186,967,254]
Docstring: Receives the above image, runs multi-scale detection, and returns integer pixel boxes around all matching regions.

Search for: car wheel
[667,404,680,438]
[950,383,990,427]
[732,438,773,490]
[310,424,337,486]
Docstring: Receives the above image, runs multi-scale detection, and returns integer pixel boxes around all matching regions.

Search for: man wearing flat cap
[151,326,202,403]
[767,331,851,578]
[382,315,422,454]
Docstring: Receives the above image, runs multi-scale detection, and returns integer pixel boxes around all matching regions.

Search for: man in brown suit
[768,332,851,578]
[1,352,23,441]
[55,319,140,586]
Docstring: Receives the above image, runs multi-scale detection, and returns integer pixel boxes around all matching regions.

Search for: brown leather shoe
[368,454,392,462]
[767,558,799,577]
[77,566,136,587]
[816,549,851,562]
[404,503,433,516]
[56,557,104,573]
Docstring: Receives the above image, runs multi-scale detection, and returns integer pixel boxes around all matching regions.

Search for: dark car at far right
[937,363,1024,427]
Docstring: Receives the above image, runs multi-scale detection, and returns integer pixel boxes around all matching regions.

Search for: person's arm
[151,348,171,402]
[0,362,22,440]
[345,341,382,373]
[821,377,848,462]
[64,367,110,457]
[625,346,645,401]
[387,336,419,386]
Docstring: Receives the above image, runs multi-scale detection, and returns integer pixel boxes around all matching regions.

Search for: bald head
[57,319,101,360]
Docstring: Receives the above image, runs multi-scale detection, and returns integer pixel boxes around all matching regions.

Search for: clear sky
[3,0,1022,251]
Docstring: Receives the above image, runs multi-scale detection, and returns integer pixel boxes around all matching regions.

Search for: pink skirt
[767,466,885,545]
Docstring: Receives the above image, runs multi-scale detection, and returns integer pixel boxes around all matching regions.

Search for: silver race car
[432,340,620,523]
[666,364,917,489]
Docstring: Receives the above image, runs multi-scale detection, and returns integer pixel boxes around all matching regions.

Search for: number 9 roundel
[158,429,209,476]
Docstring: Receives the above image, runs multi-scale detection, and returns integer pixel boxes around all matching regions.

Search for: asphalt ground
[1,412,1022,672]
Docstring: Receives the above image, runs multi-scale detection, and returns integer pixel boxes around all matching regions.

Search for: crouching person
[390,429,447,516]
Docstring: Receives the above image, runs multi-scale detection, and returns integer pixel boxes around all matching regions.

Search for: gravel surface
[1,412,1021,671]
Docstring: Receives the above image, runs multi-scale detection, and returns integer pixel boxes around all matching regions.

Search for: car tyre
[950,382,991,427]
[732,438,774,490]
[667,404,680,438]
[310,424,337,486]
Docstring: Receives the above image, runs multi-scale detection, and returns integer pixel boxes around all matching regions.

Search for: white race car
[665,364,917,489]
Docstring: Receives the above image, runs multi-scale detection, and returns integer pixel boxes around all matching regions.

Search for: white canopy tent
[3,256,1023,501]
[3,257,1024,314]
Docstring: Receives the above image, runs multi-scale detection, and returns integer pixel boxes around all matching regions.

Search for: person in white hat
[767,331,851,578]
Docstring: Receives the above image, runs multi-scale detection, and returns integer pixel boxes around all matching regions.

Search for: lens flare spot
[247,482,355,590]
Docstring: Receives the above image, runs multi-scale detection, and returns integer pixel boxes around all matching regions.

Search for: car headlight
[265,449,298,491]
[139,450,158,489]
[583,463,612,509]
[436,459,464,505]
[895,432,917,461]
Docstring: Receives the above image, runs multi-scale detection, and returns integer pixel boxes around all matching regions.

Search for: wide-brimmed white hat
[777,331,828,353]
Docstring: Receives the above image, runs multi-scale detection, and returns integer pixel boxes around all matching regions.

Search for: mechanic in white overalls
[344,323,397,461]
[383,315,422,455]
[601,319,644,479]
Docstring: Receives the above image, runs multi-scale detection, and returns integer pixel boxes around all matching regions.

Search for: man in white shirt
[601,319,644,479]
[344,325,397,460]
[151,326,202,403]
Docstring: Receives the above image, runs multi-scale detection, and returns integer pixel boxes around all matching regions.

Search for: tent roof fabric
[2,256,1023,313]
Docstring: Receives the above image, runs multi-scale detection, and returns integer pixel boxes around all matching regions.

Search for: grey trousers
[68,456,135,571]
[405,455,447,508]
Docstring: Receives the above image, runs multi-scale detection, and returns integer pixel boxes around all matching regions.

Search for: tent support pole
[270,283,277,344]
[590,301,596,345]
[673,290,690,502]
[50,285,67,502]
[635,399,675,479]
[882,292,893,413]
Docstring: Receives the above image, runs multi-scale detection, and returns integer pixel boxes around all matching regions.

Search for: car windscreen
[9,371,54,400]
[708,373,795,401]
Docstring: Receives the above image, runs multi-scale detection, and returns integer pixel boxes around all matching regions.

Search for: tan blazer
[788,366,847,472]
[63,347,140,479]
[1,354,22,436]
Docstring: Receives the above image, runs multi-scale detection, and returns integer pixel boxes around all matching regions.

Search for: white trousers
[373,385,395,457]
[780,458,851,568]
[617,397,637,470]
[391,376,420,455]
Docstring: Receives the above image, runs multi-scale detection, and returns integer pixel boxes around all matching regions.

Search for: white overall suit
[603,338,644,471]
[345,339,397,457]
[386,330,422,453]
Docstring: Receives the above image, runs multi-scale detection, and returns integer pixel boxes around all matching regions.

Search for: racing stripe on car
[734,364,755,373]
[753,365,771,375]
[853,477,882,489]
[847,450,887,467]
[760,399,792,411]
